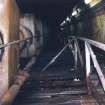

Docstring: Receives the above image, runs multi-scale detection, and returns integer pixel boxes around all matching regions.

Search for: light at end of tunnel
[66,17,71,22]
[89,0,102,7]
[63,20,66,24]
[84,0,102,7]
[60,20,66,26]
[72,10,78,16]
[84,0,92,4]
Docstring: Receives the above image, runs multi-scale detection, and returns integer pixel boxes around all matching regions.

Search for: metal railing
[80,37,105,91]
[40,36,105,93]
[68,36,105,92]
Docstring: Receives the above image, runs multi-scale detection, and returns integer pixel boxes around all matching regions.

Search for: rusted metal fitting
[17,70,29,76]
[0,71,30,105]
[15,71,29,85]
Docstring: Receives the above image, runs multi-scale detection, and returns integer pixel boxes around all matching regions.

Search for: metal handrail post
[85,42,91,94]
[41,42,69,72]
[86,42,105,91]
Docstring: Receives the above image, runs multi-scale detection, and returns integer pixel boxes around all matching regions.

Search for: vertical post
[0,0,19,97]
[87,43,105,91]
[70,39,78,79]
[85,42,91,94]
[74,40,78,72]
[75,39,84,69]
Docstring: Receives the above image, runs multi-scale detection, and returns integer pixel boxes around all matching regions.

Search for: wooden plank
[8,0,20,85]
[0,0,19,97]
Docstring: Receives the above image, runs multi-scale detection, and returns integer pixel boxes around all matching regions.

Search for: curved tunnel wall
[20,14,50,59]
[69,2,105,43]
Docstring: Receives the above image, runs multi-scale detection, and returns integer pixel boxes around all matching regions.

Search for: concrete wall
[0,0,19,97]
[20,14,49,58]
[89,10,105,42]
[20,14,36,58]
[72,3,105,43]
[68,2,105,43]
[80,8,105,43]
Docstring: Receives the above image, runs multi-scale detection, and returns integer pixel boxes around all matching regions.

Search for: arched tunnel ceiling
[16,0,81,27]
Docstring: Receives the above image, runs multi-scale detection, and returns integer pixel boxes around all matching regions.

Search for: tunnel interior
[1,0,105,104]
[3,0,105,105]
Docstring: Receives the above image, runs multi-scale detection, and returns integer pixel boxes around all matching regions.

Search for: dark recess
[16,0,81,27]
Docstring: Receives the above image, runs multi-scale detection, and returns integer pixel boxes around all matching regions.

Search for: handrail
[86,42,105,91]
[0,36,34,49]
[79,37,105,51]
[69,36,105,92]
[69,36,105,51]
[41,42,71,72]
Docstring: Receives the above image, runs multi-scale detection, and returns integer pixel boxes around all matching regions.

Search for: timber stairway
[12,45,99,105]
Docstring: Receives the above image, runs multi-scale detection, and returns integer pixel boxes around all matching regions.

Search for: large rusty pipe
[0,56,36,105]
[0,71,29,105]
